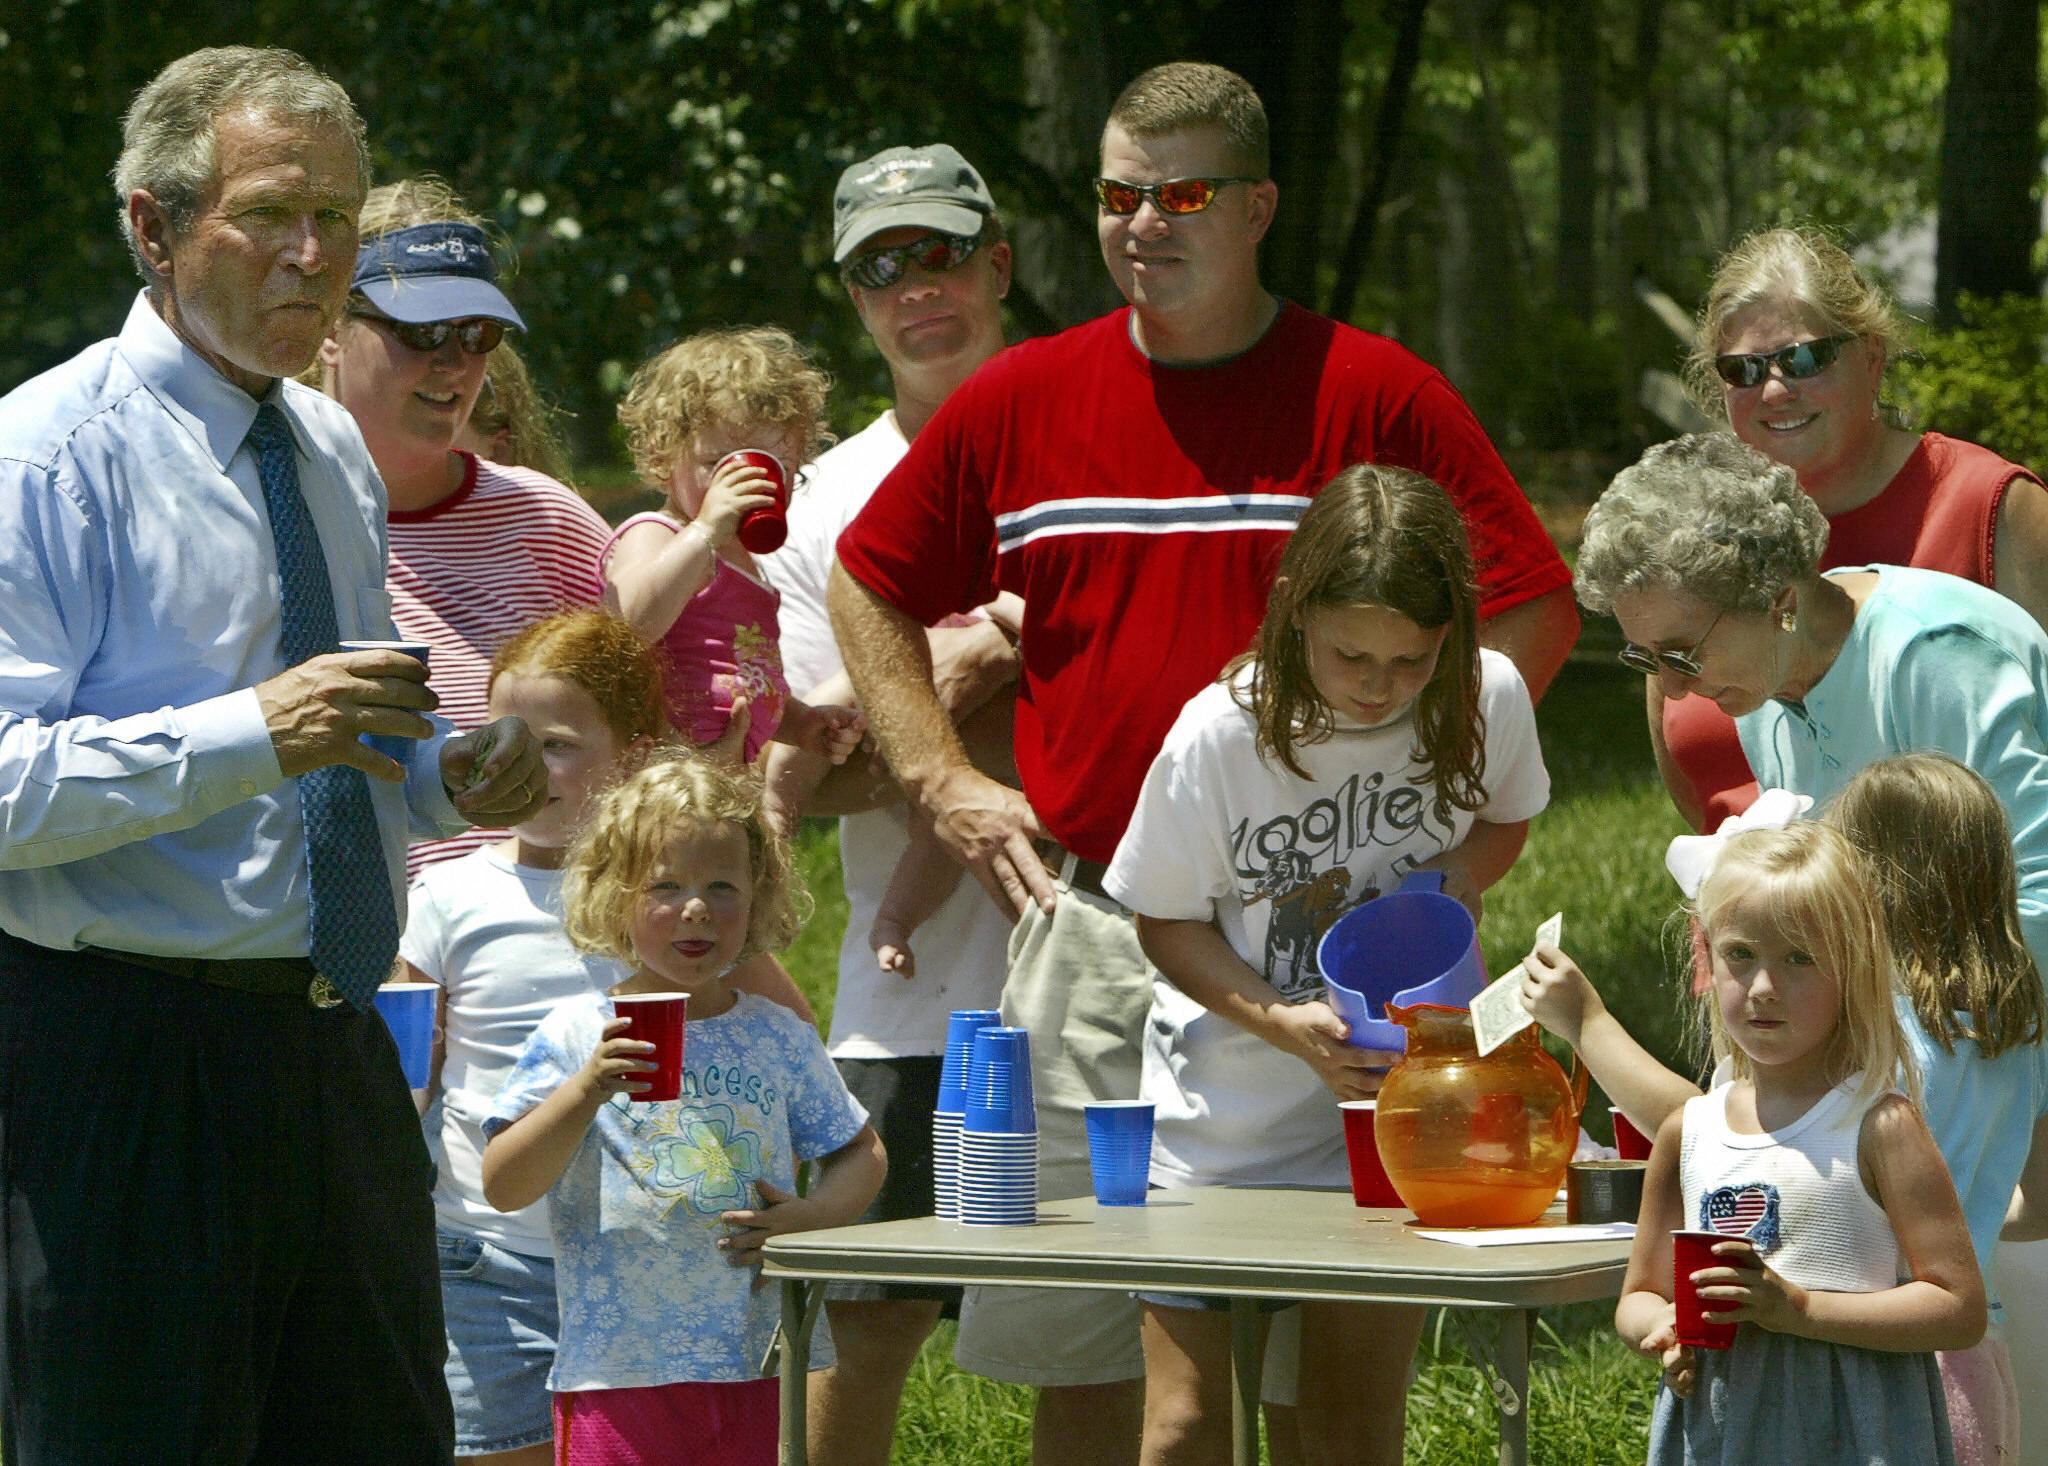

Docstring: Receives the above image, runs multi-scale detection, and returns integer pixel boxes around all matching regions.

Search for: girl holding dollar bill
[1100,465,1551,1466]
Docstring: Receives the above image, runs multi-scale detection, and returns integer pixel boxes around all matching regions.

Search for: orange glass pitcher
[1373,1002,1587,1227]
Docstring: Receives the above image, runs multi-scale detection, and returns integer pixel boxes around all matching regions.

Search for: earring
[1780,610,1797,633]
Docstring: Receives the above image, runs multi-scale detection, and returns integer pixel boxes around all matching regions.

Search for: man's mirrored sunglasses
[841,231,983,291]
[1712,334,1855,390]
[351,309,507,356]
[1093,176,1258,216]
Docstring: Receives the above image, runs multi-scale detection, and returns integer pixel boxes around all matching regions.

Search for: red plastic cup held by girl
[1672,1229,1741,1349]
[613,992,688,1103]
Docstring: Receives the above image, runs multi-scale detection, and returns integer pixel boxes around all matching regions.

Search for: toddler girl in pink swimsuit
[606,326,862,768]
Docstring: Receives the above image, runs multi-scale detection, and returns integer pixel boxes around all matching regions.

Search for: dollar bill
[1471,911,1565,1057]
[463,724,498,791]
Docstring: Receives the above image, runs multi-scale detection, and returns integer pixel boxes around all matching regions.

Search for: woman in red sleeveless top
[1650,227,2048,831]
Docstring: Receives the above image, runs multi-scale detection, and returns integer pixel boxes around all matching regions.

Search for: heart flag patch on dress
[1701,1183,1781,1252]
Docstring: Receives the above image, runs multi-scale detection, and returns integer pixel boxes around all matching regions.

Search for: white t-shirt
[762,412,1010,1058]
[400,845,623,1255]
[1104,650,1550,1188]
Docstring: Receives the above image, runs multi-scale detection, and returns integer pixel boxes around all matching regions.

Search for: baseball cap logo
[858,156,933,193]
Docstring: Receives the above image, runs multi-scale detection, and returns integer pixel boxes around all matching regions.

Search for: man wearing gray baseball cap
[831,144,997,263]
[763,144,1022,1466]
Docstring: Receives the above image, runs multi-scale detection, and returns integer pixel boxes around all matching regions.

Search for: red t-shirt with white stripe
[836,303,1569,862]
[389,453,611,877]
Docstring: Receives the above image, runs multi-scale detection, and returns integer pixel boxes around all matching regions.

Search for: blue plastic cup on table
[339,639,431,762]
[940,1009,1003,1113]
[374,982,438,1087]
[1084,1101,1155,1207]
[1316,869,1486,1052]
[963,1026,1036,1134]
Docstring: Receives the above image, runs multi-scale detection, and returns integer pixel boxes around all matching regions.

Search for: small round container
[1566,1159,1647,1224]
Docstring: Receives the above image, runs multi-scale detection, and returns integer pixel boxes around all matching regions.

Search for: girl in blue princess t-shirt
[482,750,883,1466]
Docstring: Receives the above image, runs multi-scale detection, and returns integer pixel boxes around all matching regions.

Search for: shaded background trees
[4,0,2042,474]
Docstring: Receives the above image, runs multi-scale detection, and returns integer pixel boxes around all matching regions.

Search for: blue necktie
[247,404,399,1010]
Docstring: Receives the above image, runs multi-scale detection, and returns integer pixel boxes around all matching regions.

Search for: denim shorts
[438,1229,558,1454]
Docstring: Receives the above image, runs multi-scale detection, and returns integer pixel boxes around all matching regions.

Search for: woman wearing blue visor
[317,179,614,879]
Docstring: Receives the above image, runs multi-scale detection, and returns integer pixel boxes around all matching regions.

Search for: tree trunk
[1327,0,1432,324]
[1015,2,1121,331]
[1196,0,1351,308]
[1553,0,1598,323]
[1935,0,2042,323]
[1435,108,1520,434]
[1633,0,1665,284]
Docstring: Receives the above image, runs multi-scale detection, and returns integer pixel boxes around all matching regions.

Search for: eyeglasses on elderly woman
[1713,334,1855,390]
[1617,609,1725,679]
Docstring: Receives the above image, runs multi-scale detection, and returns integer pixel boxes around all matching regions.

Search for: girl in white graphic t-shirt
[1103,465,1550,1466]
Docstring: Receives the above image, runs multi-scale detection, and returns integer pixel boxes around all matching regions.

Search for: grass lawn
[779,647,1691,1463]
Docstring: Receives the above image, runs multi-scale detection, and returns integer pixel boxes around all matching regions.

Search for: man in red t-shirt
[829,62,1577,1463]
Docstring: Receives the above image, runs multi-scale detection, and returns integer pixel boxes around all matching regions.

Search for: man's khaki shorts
[951,881,1150,1385]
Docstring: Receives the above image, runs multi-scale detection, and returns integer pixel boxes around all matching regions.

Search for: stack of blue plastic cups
[934,1009,1002,1220]
[959,1026,1038,1226]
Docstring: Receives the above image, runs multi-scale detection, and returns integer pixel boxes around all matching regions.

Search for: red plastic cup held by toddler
[715,449,789,554]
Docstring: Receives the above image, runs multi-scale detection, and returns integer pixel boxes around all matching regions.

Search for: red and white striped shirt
[390,453,611,878]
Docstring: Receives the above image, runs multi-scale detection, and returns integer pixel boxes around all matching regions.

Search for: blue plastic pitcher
[1316,869,1485,1052]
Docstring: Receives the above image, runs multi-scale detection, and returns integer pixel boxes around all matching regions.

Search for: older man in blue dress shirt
[0,47,547,1464]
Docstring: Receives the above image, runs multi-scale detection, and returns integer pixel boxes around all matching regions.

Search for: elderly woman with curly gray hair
[1578,432,2048,921]
[1577,431,2048,1466]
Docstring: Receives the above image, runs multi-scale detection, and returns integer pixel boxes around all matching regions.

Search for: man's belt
[83,946,348,1008]
[1035,843,1113,902]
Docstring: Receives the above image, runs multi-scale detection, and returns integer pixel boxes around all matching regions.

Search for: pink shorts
[553,1377,778,1466]
[1938,1333,2020,1466]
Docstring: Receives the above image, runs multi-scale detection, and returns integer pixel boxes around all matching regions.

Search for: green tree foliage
[1897,294,2048,476]
[1,0,2036,467]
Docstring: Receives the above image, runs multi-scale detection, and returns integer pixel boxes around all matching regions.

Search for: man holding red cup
[830,60,1578,1465]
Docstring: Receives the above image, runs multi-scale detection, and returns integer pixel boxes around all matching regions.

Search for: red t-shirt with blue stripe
[836,303,1568,862]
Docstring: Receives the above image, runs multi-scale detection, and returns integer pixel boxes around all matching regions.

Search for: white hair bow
[1664,788,1815,899]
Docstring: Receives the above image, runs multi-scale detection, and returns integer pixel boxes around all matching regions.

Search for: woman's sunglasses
[1616,609,1723,680]
[352,309,507,356]
[840,231,982,291]
[1093,176,1258,216]
[1712,334,1855,389]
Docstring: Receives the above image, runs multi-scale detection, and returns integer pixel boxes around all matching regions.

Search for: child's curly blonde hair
[616,326,832,492]
[561,747,810,969]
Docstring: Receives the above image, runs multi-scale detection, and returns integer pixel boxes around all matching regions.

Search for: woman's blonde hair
[616,326,832,494]
[463,339,574,484]
[357,174,486,238]
[1828,754,2046,1059]
[560,749,809,968]
[1693,822,1915,1107]
[1231,464,1485,819]
[1684,226,1908,423]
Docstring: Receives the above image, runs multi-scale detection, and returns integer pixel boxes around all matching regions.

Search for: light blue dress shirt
[0,293,463,957]
[1737,564,2048,967]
